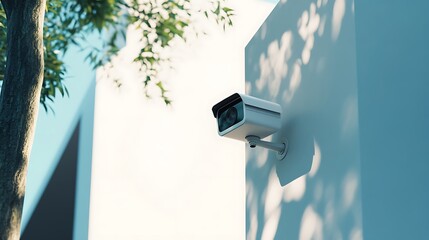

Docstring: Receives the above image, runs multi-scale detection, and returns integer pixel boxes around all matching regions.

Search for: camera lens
[219,107,238,132]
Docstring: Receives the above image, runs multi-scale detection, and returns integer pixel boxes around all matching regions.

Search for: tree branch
[0,0,46,238]
[0,0,11,19]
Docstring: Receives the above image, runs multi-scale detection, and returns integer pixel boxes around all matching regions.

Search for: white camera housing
[212,93,282,141]
[212,93,288,160]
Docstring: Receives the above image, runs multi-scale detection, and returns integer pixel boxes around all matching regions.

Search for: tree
[0,0,233,239]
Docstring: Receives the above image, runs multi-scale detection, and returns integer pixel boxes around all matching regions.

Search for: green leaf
[0,0,234,111]
[222,7,233,12]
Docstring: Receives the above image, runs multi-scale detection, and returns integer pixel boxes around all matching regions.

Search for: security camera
[212,93,288,160]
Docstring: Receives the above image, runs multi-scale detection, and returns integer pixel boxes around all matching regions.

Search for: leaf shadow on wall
[245,0,362,239]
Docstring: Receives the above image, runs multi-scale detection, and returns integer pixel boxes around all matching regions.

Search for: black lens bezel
[217,97,243,132]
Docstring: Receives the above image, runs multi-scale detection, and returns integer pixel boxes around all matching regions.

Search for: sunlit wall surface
[246,0,429,239]
[245,0,361,239]
[89,0,275,239]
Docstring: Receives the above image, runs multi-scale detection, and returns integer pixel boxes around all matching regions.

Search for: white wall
[245,0,362,239]
[89,1,274,239]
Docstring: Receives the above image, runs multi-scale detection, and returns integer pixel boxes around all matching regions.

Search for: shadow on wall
[245,0,362,239]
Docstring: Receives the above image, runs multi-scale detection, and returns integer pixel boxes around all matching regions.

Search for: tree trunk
[0,0,46,239]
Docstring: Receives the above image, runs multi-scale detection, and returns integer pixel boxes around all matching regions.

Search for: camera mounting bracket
[245,135,288,160]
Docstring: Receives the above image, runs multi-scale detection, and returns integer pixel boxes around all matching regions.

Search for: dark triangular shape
[22,122,80,240]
